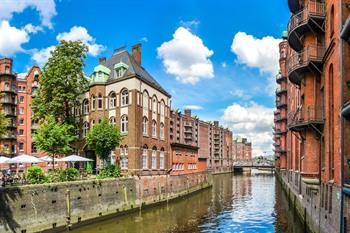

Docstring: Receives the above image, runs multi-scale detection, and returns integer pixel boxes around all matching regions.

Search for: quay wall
[0,172,212,233]
[276,170,341,233]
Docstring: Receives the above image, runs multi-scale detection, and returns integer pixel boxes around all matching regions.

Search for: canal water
[69,173,306,233]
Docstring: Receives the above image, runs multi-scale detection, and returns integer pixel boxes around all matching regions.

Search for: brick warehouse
[274,0,350,232]
[232,136,252,161]
[0,44,234,176]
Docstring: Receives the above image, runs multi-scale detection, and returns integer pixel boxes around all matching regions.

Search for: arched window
[109,117,116,127]
[5,66,10,74]
[152,147,157,169]
[121,89,129,106]
[91,120,95,128]
[109,92,116,108]
[97,94,103,109]
[143,117,148,135]
[142,145,148,169]
[4,82,9,91]
[330,5,334,37]
[143,91,149,109]
[152,97,157,113]
[121,145,128,170]
[121,115,128,133]
[91,95,96,110]
[152,120,157,138]
[160,148,165,170]
[83,122,89,137]
[83,99,89,114]
[160,100,165,116]
[160,123,164,139]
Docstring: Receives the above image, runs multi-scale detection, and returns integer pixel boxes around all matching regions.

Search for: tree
[0,98,8,140]
[32,40,89,126]
[86,118,121,167]
[34,115,77,169]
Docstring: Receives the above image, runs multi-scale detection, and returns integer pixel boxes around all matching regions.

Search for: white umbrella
[0,156,9,164]
[56,155,93,162]
[40,155,54,162]
[7,154,43,164]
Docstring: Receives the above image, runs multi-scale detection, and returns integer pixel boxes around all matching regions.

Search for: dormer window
[98,71,102,78]
[114,62,128,78]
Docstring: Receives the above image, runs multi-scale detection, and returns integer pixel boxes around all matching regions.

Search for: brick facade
[232,136,252,161]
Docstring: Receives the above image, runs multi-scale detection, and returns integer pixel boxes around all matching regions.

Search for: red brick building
[232,136,252,161]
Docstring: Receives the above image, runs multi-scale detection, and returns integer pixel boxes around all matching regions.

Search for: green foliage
[34,115,77,160]
[0,94,8,140]
[59,168,79,181]
[32,40,89,125]
[86,118,121,163]
[26,166,47,184]
[86,162,93,174]
[97,165,121,179]
[46,170,61,183]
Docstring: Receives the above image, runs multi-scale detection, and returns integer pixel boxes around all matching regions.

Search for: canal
[69,173,306,233]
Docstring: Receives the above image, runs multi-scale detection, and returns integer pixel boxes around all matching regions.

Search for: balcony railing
[276,99,287,108]
[288,0,325,51]
[288,106,324,131]
[276,87,287,96]
[288,45,325,85]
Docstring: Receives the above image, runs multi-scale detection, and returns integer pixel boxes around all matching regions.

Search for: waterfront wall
[0,172,211,233]
[276,170,341,233]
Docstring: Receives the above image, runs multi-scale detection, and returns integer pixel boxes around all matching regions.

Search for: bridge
[232,160,275,170]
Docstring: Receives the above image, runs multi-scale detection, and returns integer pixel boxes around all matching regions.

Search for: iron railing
[288,0,325,33]
[288,45,326,74]
[288,106,324,128]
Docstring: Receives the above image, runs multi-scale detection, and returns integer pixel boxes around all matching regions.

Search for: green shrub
[26,166,46,184]
[97,165,120,179]
[59,168,79,181]
[86,162,93,174]
[46,170,61,183]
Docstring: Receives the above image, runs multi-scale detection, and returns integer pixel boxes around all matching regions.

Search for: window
[19,143,24,151]
[160,148,165,170]
[110,117,116,127]
[121,115,128,133]
[160,101,165,116]
[152,97,157,113]
[143,117,148,136]
[152,120,157,138]
[5,66,10,74]
[121,89,129,106]
[83,122,89,137]
[91,120,95,128]
[160,123,164,139]
[19,96,24,103]
[143,146,148,169]
[330,5,334,37]
[83,99,89,114]
[91,95,96,110]
[109,92,116,108]
[98,94,103,109]
[152,147,157,169]
[19,107,24,114]
[19,129,24,136]
[19,118,24,125]
[121,146,128,170]
[4,82,9,91]
[143,91,149,109]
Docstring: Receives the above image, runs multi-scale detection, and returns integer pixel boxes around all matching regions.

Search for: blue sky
[0,0,290,156]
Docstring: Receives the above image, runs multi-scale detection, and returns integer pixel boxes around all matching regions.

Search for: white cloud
[32,46,55,67]
[180,20,200,29]
[157,27,214,85]
[0,21,29,56]
[230,89,251,100]
[23,23,43,34]
[0,0,56,28]
[140,37,148,42]
[221,62,227,68]
[56,26,104,56]
[231,32,281,74]
[222,102,274,157]
[184,105,203,110]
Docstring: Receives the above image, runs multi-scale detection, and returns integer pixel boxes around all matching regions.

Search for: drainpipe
[340,0,345,232]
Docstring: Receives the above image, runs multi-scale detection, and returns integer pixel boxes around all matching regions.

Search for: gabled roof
[104,49,170,97]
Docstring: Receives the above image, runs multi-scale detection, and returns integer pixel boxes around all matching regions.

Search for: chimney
[132,43,142,66]
[184,109,191,117]
[99,57,106,65]
[214,121,219,127]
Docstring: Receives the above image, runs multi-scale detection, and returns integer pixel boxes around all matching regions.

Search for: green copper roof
[114,62,128,70]
[281,31,288,39]
[93,64,111,75]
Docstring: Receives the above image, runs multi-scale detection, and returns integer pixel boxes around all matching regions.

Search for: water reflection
[69,173,306,233]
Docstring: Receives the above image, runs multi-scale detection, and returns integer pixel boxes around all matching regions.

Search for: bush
[46,170,61,183]
[59,168,79,181]
[26,166,46,184]
[97,165,121,179]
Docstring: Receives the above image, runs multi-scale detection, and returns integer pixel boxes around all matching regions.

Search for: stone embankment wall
[276,170,340,233]
[0,172,211,233]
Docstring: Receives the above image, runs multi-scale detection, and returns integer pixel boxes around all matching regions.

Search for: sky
[0,0,290,157]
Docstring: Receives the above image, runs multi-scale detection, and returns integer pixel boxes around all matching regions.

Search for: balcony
[276,99,287,109]
[288,106,324,132]
[0,96,16,105]
[274,114,287,123]
[276,73,286,84]
[288,45,325,85]
[2,86,17,93]
[288,0,300,14]
[2,132,16,140]
[288,0,326,51]
[275,87,287,96]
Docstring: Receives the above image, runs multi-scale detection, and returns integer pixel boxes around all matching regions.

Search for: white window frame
[142,148,148,169]
[152,149,157,169]
[109,117,116,127]
[160,150,165,170]
[83,99,89,114]
[83,122,89,137]
[109,92,116,109]
[121,146,128,170]
[143,117,148,136]
[160,123,164,139]
[152,120,157,138]
[121,89,129,106]
[121,115,128,133]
